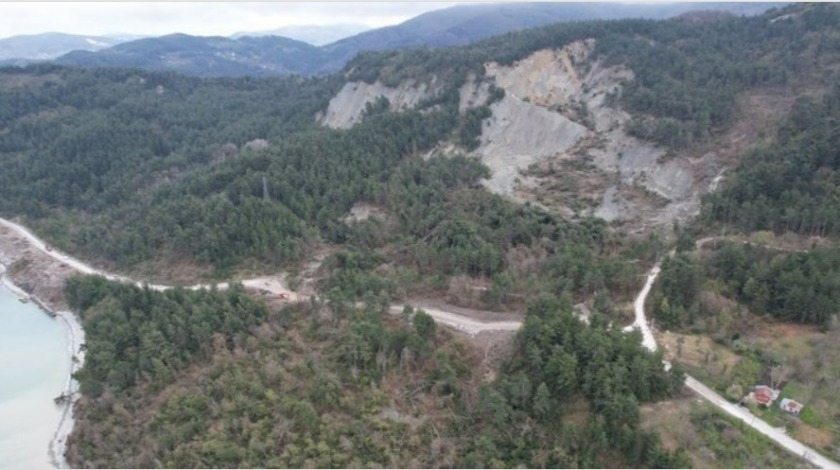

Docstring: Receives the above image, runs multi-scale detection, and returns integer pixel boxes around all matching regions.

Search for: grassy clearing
[749,323,822,363]
[641,396,812,469]
[658,245,840,459]
[795,423,835,451]
[672,310,840,458]
[744,325,840,456]
[658,331,741,392]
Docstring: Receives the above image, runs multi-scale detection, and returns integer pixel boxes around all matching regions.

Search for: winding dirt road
[628,243,840,470]
[624,263,662,351]
[0,218,112,279]
[401,241,840,468]
[0,218,300,299]
[3,215,838,468]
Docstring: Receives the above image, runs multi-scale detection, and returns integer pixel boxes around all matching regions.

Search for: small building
[754,385,781,407]
[780,398,804,415]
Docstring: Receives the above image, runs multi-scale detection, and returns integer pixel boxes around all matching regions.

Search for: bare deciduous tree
[770,364,794,389]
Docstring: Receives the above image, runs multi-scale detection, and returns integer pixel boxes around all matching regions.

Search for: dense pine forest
[648,83,840,331]
[704,84,840,237]
[64,276,687,468]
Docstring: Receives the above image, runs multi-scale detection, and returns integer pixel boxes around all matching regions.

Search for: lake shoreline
[46,307,84,470]
[0,221,85,470]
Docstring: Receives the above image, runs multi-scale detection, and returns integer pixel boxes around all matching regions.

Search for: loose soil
[404,298,524,324]
[0,222,77,311]
[472,329,516,383]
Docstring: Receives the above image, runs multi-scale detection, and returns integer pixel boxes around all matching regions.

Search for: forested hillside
[640,65,840,461]
[56,34,329,77]
[651,84,840,331]
[0,64,340,271]
[346,2,838,149]
[64,277,687,468]
[3,3,839,278]
[49,3,781,77]
[318,2,781,73]
[704,84,840,236]
[0,32,124,62]
[4,5,840,467]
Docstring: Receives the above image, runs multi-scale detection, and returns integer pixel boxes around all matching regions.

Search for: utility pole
[262,176,270,201]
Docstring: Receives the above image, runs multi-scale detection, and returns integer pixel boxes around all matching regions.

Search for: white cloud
[0,2,468,39]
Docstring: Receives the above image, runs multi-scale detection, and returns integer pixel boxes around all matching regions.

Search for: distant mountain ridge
[232,23,371,46]
[0,32,125,61]
[52,2,787,77]
[322,2,785,57]
[56,33,327,77]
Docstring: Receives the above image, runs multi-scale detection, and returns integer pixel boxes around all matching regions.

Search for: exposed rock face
[594,186,638,223]
[477,94,587,196]
[458,74,491,113]
[243,138,269,152]
[317,39,731,231]
[320,80,435,129]
[343,202,389,223]
[477,39,718,230]
[484,40,593,108]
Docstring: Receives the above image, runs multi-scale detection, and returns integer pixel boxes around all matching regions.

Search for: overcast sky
[0,2,470,39]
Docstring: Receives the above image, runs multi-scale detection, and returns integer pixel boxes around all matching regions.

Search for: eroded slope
[319,39,736,232]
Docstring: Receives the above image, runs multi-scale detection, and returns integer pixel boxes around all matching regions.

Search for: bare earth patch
[343,202,390,223]
[405,298,524,324]
[472,329,516,383]
[0,223,77,311]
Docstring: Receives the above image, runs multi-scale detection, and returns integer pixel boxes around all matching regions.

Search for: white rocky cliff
[319,80,436,129]
[478,40,714,228]
[316,40,729,231]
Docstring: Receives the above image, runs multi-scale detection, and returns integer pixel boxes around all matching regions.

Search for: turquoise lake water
[0,285,70,469]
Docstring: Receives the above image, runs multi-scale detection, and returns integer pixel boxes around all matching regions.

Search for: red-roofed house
[753,385,780,407]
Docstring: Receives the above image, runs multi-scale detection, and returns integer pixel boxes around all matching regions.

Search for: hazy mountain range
[0,32,124,61]
[56,34,326,77]
[8,2,788,76]
[231,23,372,46]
